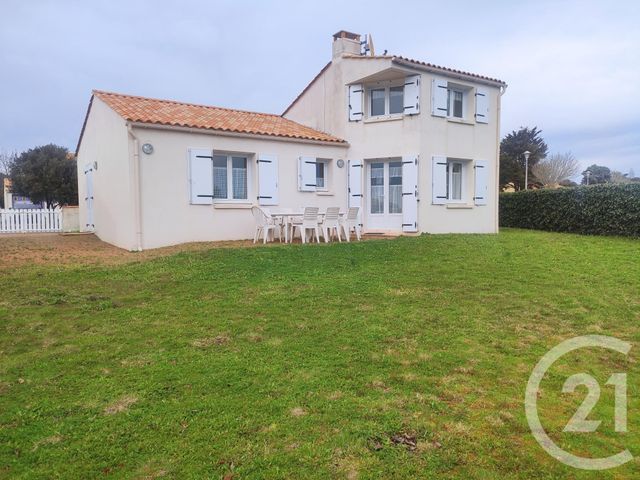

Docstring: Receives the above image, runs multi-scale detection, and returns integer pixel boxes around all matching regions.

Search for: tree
[9,144,77,207]
[581,164,611,185]
[610,170,631,184]
[0,149,16,175]
[499,127,548,190]
[531,151,580,187]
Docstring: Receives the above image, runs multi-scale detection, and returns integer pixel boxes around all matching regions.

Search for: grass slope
[1,230,639,479]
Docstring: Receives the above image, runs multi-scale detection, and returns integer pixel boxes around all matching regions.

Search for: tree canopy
[531,152,580,187]
[9,144,77,207]
[499,127,548,191]
[581,164,611,185]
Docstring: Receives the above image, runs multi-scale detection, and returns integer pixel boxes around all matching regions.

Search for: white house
[76,31,506,251]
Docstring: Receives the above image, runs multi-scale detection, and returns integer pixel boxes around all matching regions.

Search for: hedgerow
[500,184,640,237]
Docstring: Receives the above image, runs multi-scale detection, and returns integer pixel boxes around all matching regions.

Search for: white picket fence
[0,208,62,233]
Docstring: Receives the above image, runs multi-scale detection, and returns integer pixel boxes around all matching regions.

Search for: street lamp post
[523,151,531,190]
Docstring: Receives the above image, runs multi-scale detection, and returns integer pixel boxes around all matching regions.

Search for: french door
[366,159,403,231]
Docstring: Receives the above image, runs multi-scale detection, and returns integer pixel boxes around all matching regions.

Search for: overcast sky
[1,0,638,175]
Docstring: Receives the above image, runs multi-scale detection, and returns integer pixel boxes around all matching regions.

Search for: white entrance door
[366,159,403,231]
[84,164,95,231]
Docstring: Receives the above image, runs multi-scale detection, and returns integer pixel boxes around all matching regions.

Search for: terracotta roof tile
[390,56,506,86]
[92,90,346,144]
[342,54,505,85]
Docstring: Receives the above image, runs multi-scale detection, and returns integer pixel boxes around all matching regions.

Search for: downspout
[495,84,508,233]
[127,123,143,251]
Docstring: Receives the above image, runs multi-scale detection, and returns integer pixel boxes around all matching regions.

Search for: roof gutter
[495,84,508,233]
[391,57,507,88]
[128,122,349,147]
[126,123,143,252]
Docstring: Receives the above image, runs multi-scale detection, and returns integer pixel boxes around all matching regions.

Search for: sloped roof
[282,54,506,115]
[282,62,331,116]
[79,90,346,151]
[390,56,506,86]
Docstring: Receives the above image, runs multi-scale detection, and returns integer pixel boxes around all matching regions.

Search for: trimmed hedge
[500,184,640,237]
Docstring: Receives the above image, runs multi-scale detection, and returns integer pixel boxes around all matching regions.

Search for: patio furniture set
[251,206,361,244]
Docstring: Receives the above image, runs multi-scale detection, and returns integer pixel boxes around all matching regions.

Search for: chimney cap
[332,30,361,42]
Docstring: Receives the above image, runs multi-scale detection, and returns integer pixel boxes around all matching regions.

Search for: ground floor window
[369,160,403,215]
[388,161,403,213]
[370,162,384,214]
[315,159,330,191]
[213,154,248,200]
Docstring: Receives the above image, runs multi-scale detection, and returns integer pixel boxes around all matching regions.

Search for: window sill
[363,115,403,124]
[446,203,474,209]
[447,117,474,126]
[316,191,334,196]
[213,202,253,209]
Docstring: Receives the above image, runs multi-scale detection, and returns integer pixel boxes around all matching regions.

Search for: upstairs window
[447,89,464,118]
[389,86,404,114]
[367,84,404,117]
[370,88,386,116]
[432,79,474,121]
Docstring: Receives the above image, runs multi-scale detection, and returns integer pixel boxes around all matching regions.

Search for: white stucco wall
[77,97,136,249]
[284,54,503,234]
[132,127,348,250]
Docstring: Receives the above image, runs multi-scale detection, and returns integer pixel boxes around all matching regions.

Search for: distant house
[2,178,42,209]
[76,30,506,250]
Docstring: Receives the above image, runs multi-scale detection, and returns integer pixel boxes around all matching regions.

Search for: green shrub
[500,184,640,237]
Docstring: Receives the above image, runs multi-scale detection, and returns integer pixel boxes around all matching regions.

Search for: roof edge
[75,93,95,156]
[128,121,349,146]
[93,89,287,119]
[391,56,506,87]
[339,54,506,86]
[281,61,332,116]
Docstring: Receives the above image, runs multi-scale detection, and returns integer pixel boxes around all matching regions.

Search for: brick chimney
[332,30,361,59]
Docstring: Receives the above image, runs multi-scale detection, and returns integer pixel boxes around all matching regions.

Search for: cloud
[0,0,637,173]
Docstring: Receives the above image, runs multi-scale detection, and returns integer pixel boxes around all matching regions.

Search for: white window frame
[315,158,331,192]
[366,82,405,118]
[212,153,251,202]
[446,159,469,203]
[446,83,471,120]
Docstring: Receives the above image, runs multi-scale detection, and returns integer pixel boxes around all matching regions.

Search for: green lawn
[1,229,639,479]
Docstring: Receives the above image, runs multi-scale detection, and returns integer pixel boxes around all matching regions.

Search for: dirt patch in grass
[0,232,385,270]
[104,395,138,415]
[0,233,255,270]
[31,434,63,451]
[192,335,230,348]
[390,432,418,451]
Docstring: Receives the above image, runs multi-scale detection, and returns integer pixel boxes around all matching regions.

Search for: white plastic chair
[251,206,281,244]
[340,207,361,242]
[320,207,341,243]
[292,207,320,244]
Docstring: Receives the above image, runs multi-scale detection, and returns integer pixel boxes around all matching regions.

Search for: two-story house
[76,31,506,250]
